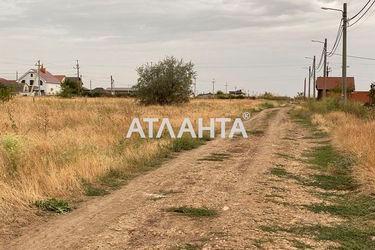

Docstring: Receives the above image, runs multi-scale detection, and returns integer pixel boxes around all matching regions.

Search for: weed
[198,153,231,162]
[166,206,218,218]
[35,198,72,214]
[1,134,23,174]
[171,136,205,152]
[83,182,109,196]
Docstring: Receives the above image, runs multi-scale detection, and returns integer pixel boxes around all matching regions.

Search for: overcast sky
[0,0,374,96]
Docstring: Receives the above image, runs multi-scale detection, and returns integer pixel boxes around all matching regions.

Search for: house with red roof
[316,77,355,100]
[18,66,65,96]
[316,77,373,104]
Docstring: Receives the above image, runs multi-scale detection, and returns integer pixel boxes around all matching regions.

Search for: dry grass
[312,112,375,192]
[0,97,260,227]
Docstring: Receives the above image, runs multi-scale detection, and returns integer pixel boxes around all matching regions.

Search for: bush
[35,198,72,214]
[306,97,368,118]
[59,79,82,98]
[0,83,13,102]
[135,56,196,105]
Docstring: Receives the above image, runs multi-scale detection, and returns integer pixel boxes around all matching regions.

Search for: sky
[0,0,374,96]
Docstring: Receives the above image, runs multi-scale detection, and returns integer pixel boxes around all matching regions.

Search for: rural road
[4,107,337,249]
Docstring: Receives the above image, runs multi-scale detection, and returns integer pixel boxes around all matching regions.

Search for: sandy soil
[2,108,340,249]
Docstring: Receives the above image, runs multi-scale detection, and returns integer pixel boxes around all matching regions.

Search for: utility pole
[110,75,115,96]
[194,78,197,97]
[323,38,328,98]
[313,56,316,99]
[308,66,311,98]
[16,71,19,82]
[304,78,307,99]
[35,60,41,96]
[212,78,215,96]
[74,60,81,95]
[225,82,228,94]
[90,80,92,94]
[342,3,348,103]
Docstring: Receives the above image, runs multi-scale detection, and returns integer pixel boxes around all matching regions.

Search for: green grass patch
[83,182,109,196]
[35,198,72,214]
[198,153,231,162]
[166,206,218,218]
[172,136,206,152]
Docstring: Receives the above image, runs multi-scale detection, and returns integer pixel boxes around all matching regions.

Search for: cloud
[0,0,374,95]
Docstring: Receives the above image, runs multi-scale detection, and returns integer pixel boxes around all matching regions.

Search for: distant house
[18,66,65,96]
[316,77,355,99]
[105,87,136,96]
[229,89,245,97]
[0,77,24,95]
[349,91,373,105]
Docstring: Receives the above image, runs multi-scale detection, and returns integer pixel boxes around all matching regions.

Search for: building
[18,66,65,96]
[105,87,136,96]
[316,77,355,99]
[349,91,372,105]
[0,77,24,94]
[229,89,245,97]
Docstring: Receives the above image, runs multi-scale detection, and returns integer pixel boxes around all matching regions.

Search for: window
[30,74,33,77]
[40,80,43,86]
[21,80,25,83]
[30,80,34,85]
[51,88,54,92]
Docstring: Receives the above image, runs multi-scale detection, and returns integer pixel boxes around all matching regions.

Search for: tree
[59,79,81,98]
[135,57,196,105]
[370,83,375,105]
[0,83,13,102]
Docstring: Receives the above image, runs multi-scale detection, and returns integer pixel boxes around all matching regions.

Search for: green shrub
[135,56,196,105]
[1,134,23,173]
[0,83,13,102]
[306,97,368,118]
[35,198,72,214]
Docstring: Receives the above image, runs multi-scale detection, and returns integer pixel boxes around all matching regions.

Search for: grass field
[0,97,261,226]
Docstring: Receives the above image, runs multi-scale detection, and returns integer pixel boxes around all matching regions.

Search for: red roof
[37,68,61,84]
[54,75,66,83]
[0,77,17,84]
[316,77,355,91]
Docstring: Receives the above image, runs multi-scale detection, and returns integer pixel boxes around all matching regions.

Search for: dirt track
[3,108,338,249]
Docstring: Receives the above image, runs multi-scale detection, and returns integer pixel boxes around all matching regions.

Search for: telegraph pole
[225,82,228,94]
[304,78,307,99]
[212,78,215,96]
[342,3,348,103]
[313,56,316,99]
[74,60,81,95]
[323,38,328,98]
[90,80,92,94]
[308,66,311,98]
[110,75,115,96]
[35,60,41,96]
[194,78,197,97]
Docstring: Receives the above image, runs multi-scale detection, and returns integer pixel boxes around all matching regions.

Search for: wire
[349,0,375,27]
[327,19,343,57]
[331,53,375,61]
[349,0,372,20]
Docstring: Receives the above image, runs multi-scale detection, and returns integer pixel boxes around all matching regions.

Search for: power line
[348,0,375,27]
[327,19,343,57]
[331,53,375,61]
[349,0,372,20]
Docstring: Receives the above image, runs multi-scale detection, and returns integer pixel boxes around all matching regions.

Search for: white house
[18,66,65,96]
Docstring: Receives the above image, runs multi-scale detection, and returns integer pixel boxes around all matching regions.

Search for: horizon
[0,0,374,96]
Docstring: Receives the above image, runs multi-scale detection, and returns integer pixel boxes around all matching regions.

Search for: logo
[125,115,250,139]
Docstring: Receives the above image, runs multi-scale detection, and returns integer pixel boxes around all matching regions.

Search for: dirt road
[3,108,339,249]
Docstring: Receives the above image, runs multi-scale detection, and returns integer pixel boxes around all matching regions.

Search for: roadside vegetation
[278,102,375,249]
[0,97,262,231]
[298,97,375,191]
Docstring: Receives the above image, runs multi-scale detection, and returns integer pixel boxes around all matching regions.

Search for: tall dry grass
[312,112,375,192]
[0,97,260,225]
